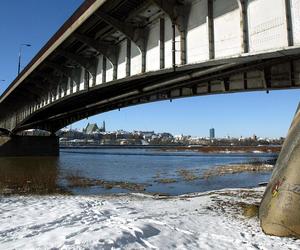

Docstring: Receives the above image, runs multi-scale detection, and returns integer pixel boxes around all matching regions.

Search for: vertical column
[207,0,215,59]
[126,38,131,77]
[160,18,165,69]
[243,72,248,90]
[84,70,90,90]
[172,23,176,68]
[239,0,249,53]
[69,78,73,95]
[141,50,146,73]
[284,0,293,46]
[57,85,61,99]
[52,88,56,102]
[91,59,97,87]
[102,57,107,83]
[113,63,118,80]
[179,23,186,65]
[76,69,81,92]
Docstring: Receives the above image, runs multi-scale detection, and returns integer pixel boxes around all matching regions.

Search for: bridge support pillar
[0,135,59,157]
[259,104,300,238]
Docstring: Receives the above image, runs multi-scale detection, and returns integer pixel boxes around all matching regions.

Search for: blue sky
[0,0,299,138]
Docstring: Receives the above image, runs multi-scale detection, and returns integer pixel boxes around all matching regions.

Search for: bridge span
[0,0,300,133]
[0,0,300,238]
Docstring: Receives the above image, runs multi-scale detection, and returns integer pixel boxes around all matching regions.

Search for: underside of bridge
[0,0,300,134]
[0,0,300,237]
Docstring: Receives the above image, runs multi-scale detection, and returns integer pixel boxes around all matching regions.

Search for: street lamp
[18,43,31,75]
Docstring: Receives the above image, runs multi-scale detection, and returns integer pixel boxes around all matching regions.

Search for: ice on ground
[0,188,299,250]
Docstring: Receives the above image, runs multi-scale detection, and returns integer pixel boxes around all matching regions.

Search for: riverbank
[0,187,299,249]
[60,145,282,154]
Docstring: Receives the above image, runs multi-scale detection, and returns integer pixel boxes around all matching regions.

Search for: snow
[0,188,299,249]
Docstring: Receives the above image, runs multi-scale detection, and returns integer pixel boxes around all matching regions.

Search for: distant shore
[60,145,281,153]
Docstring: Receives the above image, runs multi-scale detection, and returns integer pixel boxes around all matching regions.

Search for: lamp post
[18,43,31,75]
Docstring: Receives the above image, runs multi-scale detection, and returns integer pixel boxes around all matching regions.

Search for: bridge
[0,0,300,238]
[0,0,300,134]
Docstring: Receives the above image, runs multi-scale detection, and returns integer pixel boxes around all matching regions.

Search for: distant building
[101,121,106,132]
[84,121,106,134]
[209,128,215,139]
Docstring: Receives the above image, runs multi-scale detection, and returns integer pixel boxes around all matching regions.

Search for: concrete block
[0,136,59,157]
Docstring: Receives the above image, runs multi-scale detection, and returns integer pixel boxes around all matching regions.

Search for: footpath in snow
[0,187,299,249]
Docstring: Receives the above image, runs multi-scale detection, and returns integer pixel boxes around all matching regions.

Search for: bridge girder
[44,61,78,86]
[149,0,185,29]
[57,49,96,74]
[94,9,147,72]
[73,32,117,65]
[94,10,145,49]
[149,0,186,64]
[22,86,44,100]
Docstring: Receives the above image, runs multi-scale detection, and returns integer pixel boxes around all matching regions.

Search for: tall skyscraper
[209,128,215,139]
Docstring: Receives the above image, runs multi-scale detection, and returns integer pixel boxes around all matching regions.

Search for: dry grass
[202,164,274,179]
[241,203,259,218]
[65,173,146,192]
[177,169,198,181]
[155,178,177,184]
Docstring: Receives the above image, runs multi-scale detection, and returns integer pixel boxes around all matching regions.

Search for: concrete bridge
[0,0,300,238]
[0,0,300,134]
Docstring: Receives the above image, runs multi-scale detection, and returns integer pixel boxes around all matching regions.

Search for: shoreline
[60,145,282,153]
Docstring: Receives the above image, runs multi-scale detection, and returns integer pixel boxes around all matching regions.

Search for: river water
[0,148,277,195]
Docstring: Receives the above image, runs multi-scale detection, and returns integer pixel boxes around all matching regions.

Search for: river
[0,148,277,195]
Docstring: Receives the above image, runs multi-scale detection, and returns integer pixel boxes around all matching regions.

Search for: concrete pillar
[0,135,59,157]
[259,103,300,237]
[160,17,165,69]
[126,38,131,77]
[102,57,107,83]
[207,0,215,59]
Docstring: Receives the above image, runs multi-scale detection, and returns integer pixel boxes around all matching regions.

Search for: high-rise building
[209,128,215,139]
[101,121,106,132]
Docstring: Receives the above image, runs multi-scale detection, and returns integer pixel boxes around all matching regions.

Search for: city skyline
[68,119,285,140]
[1,0,299,138]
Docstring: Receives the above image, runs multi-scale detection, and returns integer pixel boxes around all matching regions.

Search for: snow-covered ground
[0,188,299,249]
